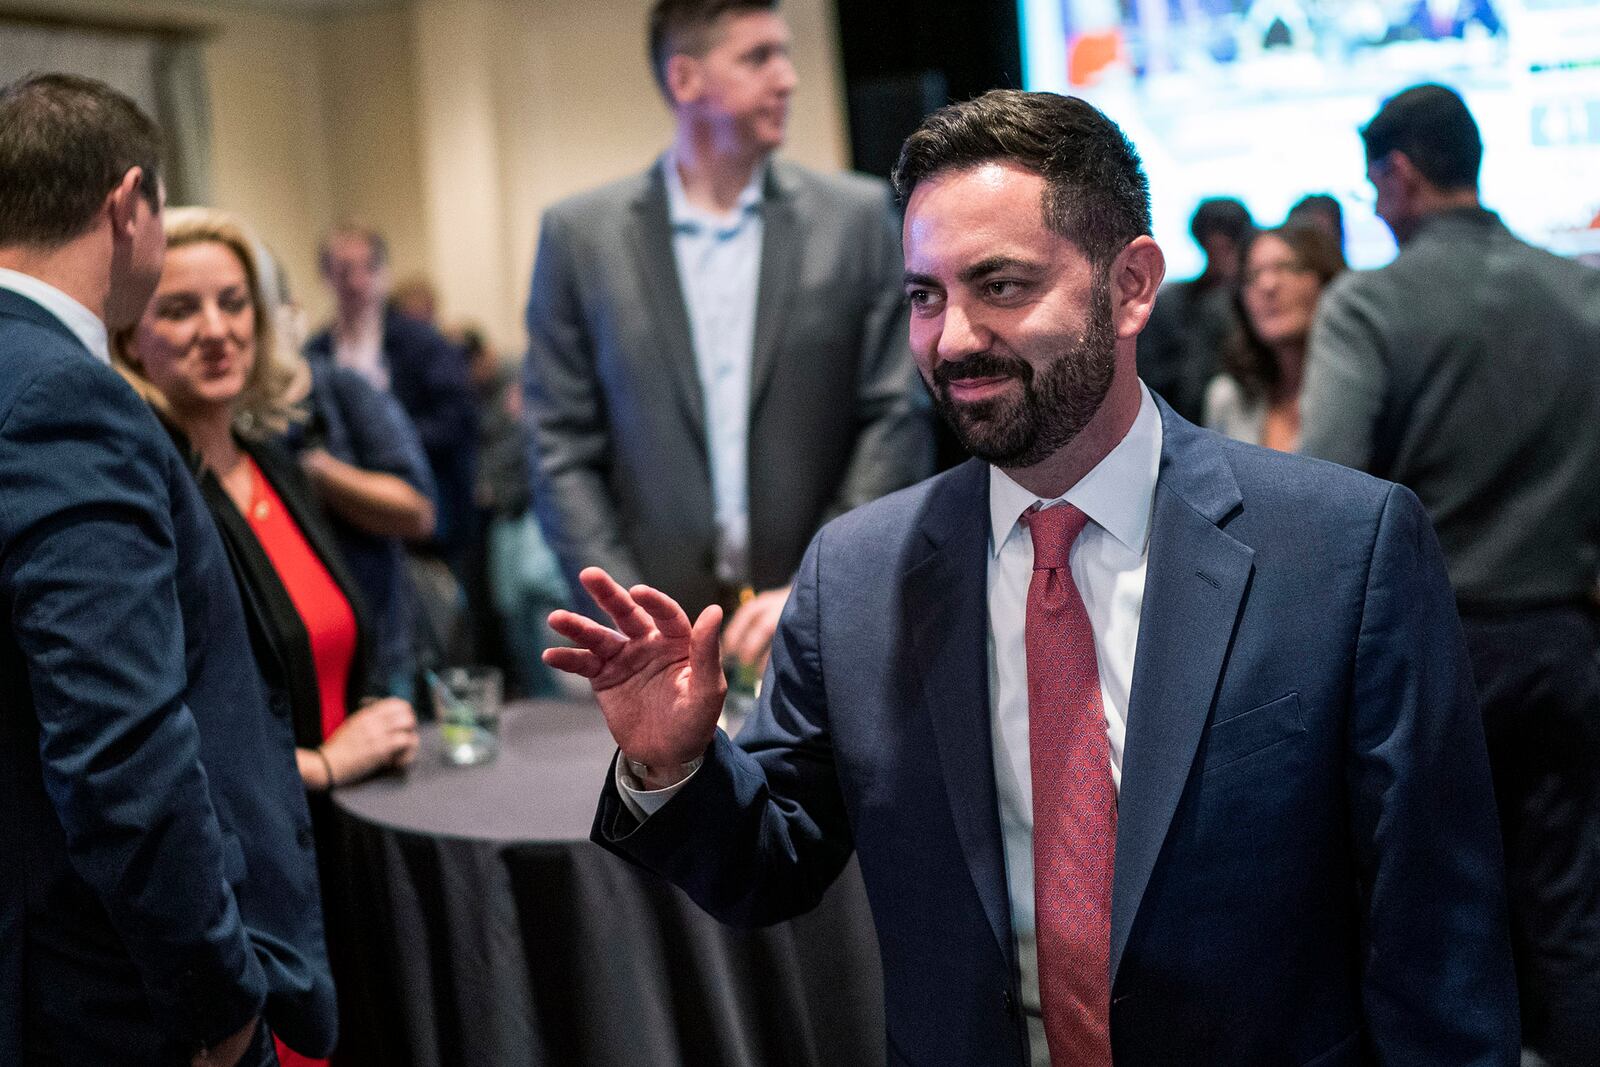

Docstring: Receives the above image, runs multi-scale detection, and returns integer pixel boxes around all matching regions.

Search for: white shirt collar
[0,267,111,365]
[988,382,1163,558]
[661,150,766,231]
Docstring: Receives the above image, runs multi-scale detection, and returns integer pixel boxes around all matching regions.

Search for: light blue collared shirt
[662,153,766,585]
[0,267,110,364]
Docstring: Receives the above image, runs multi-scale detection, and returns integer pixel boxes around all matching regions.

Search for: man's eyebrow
[960,255,1041,282]
[903,256,1045,290]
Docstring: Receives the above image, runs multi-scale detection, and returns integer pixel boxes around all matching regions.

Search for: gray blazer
[1300,207,1600,609]
[524,158,933,616]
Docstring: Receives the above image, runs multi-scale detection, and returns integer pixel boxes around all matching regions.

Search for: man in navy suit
[0,74,334,1065]
[548,90,1517,1064]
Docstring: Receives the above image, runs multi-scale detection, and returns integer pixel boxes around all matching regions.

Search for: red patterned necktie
[1021,502,1116,1066]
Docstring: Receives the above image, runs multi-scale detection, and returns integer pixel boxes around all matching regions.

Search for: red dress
[243,456,355,1067]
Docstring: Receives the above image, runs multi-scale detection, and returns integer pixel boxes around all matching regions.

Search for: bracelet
[314,746,337,791]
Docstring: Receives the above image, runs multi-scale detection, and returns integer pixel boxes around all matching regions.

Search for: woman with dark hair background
[1204,222,1346,451]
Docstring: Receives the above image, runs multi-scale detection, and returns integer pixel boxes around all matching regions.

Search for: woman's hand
[318,697,420,786]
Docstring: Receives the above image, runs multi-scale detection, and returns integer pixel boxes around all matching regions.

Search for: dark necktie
[1022,502,1116,1065]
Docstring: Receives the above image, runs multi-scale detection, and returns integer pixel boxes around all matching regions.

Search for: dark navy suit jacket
[0,289,335,1063]
[596,399,1519,1065]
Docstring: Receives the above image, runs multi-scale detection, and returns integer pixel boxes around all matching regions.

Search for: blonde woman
[115,207,419,1067]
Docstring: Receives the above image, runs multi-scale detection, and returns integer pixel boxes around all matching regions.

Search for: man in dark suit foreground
[0,74,333,1065]
[548,90,1518,1064]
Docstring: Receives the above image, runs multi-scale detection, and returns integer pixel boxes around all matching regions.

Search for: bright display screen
[1020,0,1600,274]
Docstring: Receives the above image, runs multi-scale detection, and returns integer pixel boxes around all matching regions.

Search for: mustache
[931,352,1033,389]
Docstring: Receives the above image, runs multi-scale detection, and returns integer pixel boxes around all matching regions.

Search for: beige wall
[2,0,848,349]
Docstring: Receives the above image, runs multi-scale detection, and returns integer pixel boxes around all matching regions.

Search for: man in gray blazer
[524,0,931,668]
[1301,83,1600,1067]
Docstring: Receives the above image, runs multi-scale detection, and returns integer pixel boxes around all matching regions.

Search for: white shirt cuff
[615,753,703,821]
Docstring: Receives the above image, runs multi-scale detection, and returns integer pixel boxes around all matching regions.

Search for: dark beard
[930,278,1118,469]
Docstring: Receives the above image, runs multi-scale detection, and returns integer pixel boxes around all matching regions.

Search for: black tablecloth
[330,699,884,1066]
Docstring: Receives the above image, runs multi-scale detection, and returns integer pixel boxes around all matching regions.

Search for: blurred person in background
[525,0,932,677]
[1205,223,1346,450]
[271,252,437,699]
[308,224,477,575]
[1286,193,1345,256]
[1302,83,1600,1066]
[462,326,570,696]
[1136,196,1254,422]
[114,206,422,1067]
[1,73,332,1066]
[389,273,438,327]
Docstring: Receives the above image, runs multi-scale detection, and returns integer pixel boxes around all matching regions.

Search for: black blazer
[166,423,377,750]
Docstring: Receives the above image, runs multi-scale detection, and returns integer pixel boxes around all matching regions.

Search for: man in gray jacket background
[1301,83,1600,1067]
[523,0,932,671]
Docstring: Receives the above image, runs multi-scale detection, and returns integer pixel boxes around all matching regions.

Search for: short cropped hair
[648,0,779,97]
[114,207,309,437]
[0,72,164,247]
[892,89,1152,268]
[1361,83,1482,190]
[318,222,389,276]
[1190,197,1254,246]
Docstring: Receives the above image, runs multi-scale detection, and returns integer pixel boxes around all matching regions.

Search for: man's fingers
[689,603,726,699]
[735,619,774,665]
[579,567,655,639]
[547,609,627,658]
[634,585,693,638]
[543,646,603,677]
[722,600,754,654]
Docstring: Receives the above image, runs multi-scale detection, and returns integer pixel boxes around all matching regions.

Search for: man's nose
[936,302,988,362]
[772,55,797,94]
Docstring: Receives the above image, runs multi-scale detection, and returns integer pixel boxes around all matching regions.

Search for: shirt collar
[988,382,1163,558]
[0,267,110,364]
[661,150,766,234]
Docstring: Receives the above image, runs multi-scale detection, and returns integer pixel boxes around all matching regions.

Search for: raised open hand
[544,567,726,773]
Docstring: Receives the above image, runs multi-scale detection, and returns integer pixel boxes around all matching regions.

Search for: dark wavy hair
[1222,223,1346,404]
[892,89,1151,269]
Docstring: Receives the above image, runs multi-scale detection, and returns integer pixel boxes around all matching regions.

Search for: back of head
[0,72,163,248]
[647,0,779,98]
[1190,197,1254,247]
[1286,194,1343,246]
[891,88,1152,268]
[1361,83,1482,190]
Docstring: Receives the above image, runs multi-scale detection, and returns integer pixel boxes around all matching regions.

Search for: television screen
[1020,0,1600,274]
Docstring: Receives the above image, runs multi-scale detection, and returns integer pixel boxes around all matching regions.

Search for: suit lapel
[747,164,803,417]
[904,460,1016,972]
[1110,404,1253,982]
[628,165,706,442]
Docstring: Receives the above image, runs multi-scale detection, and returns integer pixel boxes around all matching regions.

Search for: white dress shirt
[0,267,110,364]
[662,152,766,586]
[618,385,1164,1062]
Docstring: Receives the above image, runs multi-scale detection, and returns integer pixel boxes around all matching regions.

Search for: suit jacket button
[1003,989,1017,1017]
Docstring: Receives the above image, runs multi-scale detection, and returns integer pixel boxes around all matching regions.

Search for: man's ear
[105,166,146,240]
[665,53,702,108]
[1110,235,1165,340]
[1386,151,1429,201]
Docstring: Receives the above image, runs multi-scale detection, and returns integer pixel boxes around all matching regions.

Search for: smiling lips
[944,375,1018,403]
